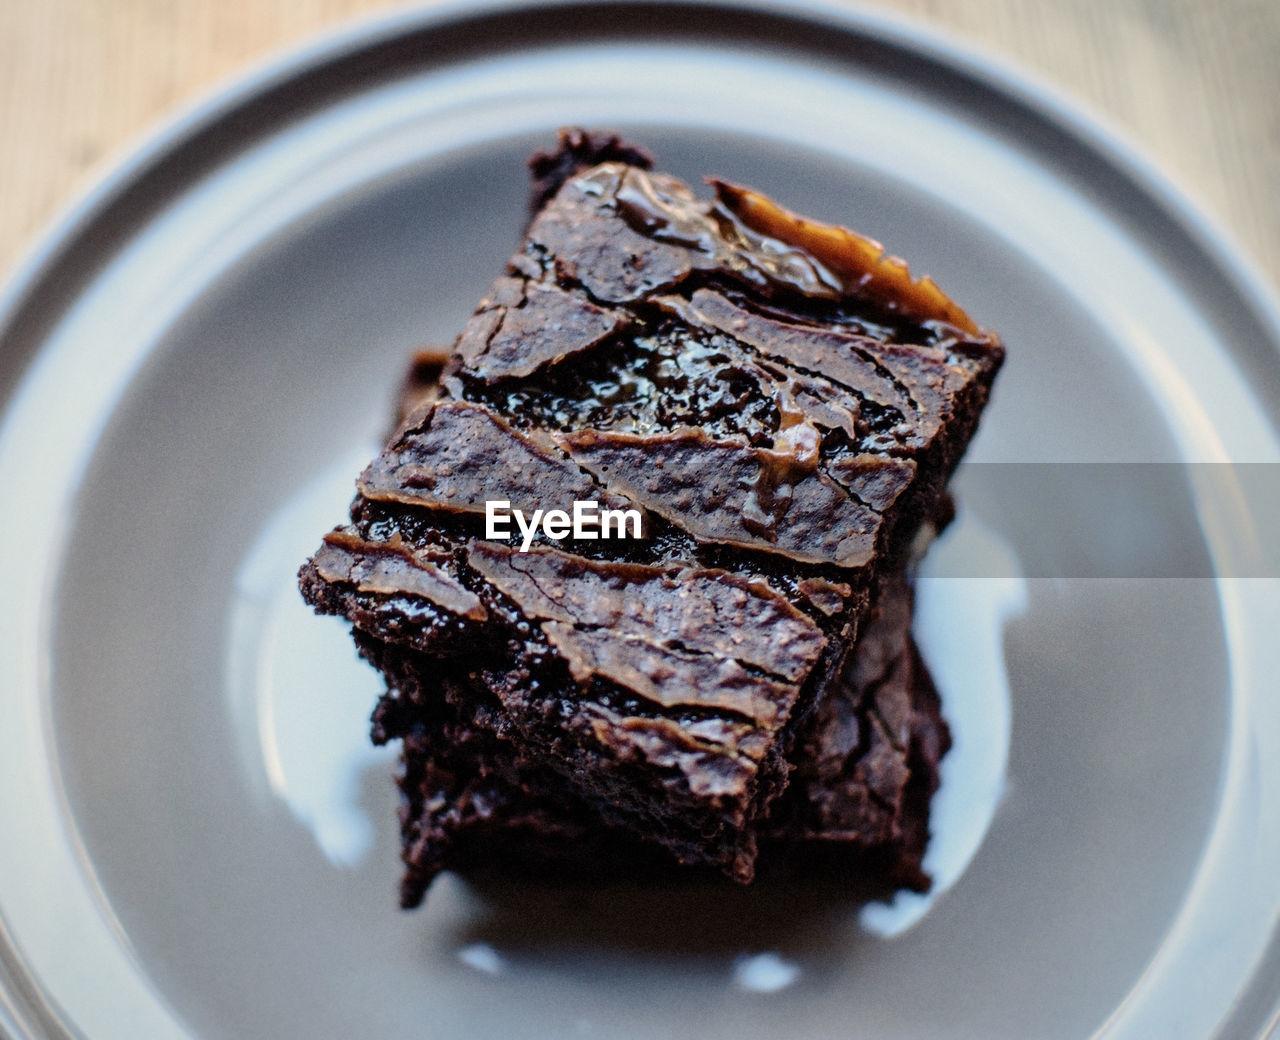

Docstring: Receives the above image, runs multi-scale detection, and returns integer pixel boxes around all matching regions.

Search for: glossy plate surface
[2,2,1279,1037]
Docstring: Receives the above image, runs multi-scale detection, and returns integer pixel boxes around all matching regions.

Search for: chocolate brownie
[299,131,1001,886]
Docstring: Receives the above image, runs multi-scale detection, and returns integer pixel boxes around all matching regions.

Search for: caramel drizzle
[711,178,981,335]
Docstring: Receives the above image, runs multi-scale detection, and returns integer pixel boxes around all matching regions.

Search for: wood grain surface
[2,0,1277,292]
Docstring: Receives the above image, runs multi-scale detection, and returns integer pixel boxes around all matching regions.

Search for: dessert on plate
[299,129,1003,903]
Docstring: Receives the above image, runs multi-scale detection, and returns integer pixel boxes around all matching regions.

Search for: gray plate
[3,2,1280,1038]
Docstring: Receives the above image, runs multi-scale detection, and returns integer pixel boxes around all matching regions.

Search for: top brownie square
[299,135,1002,881]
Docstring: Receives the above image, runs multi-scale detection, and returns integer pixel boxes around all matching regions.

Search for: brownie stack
[299,131,1003,907]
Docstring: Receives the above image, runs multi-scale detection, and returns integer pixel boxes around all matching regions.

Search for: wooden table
[3,0,1278,292]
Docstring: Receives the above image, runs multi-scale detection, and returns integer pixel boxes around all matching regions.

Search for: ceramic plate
[2,2,1279,1037]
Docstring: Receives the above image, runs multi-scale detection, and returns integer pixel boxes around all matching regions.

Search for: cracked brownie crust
[299,130,1000,893]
